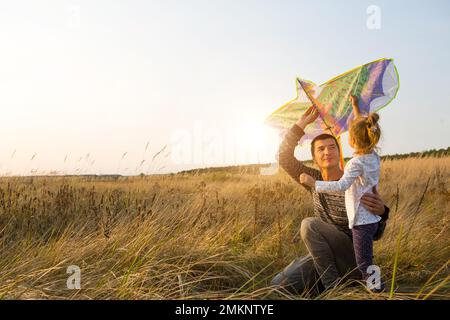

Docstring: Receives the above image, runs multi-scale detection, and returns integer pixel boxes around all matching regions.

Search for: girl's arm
[315,159,363,193]
[350,95,361,118]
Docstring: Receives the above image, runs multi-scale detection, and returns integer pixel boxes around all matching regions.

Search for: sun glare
[232,116,281,164]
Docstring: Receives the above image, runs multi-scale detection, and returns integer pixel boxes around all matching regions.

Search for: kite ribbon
[336,136,345,170]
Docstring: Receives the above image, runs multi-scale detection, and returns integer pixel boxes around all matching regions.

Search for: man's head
[310,134,341,170]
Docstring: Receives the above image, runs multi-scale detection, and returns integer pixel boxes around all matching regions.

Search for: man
[270,106,389,295]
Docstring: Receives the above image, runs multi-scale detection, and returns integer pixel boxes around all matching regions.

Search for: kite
[265,58,399,142]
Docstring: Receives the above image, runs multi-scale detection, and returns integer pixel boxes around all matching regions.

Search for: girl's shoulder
[360,152,380,168]
[347,152,379,168]
[357,151,380,160]
[369,151,381,161]
[344,155,364,170]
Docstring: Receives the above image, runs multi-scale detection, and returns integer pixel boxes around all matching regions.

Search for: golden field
[0,156,448,300]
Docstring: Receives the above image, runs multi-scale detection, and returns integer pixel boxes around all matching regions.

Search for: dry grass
[0,156,448,300]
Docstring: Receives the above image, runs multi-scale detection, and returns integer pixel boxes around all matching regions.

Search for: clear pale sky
[0,0,449,175]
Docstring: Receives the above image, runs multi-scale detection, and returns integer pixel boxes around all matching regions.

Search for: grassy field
[0,156,448,300]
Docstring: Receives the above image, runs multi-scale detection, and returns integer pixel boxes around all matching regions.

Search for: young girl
[300,95,384,292]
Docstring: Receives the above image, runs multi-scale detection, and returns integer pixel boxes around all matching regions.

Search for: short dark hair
[310,134,340,158]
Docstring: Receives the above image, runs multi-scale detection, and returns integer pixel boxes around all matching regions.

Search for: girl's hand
[300,173,316,188]
[349,95,361,118]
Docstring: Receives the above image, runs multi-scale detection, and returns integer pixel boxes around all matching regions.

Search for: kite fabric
[265,58,399,142]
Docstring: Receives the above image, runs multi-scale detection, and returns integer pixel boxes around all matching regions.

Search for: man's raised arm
[278,106,321,184]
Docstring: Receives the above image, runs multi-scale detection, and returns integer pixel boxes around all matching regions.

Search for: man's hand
[296,105,319,130]
[300,173,316,188]
[361,186,385,216]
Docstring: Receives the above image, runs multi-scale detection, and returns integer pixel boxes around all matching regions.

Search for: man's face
[313,138,340,169]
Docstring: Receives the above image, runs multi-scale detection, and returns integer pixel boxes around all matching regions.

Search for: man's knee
[269,268,302,295]
[270,255,323,296]
[270,272,283,287]
[300,217,321,242]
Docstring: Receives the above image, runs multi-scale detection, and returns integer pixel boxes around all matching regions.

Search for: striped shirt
[278,124,389,238]
[315,152,382,229]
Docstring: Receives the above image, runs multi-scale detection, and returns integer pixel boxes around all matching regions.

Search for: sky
[0,0,449,175]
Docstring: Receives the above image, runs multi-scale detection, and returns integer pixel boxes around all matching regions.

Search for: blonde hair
[349,113,381,154]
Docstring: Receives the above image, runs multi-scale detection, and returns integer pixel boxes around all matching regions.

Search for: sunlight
[231,115,281,164]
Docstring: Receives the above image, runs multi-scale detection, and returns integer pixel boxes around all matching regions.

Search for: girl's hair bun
[367,113,379,127]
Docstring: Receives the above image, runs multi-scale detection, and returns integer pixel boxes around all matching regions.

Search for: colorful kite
[265,58,399,142]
